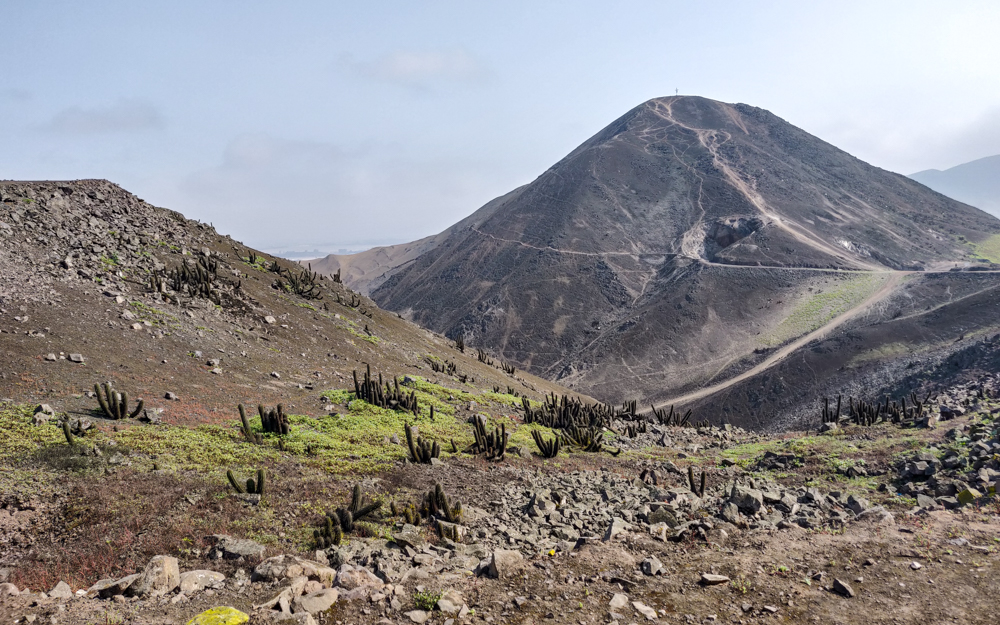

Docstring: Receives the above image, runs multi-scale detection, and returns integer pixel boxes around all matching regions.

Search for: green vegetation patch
[761,273,887,347]
[970,233,1000,264]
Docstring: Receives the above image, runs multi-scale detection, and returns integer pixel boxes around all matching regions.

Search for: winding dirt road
[648,271,905,410]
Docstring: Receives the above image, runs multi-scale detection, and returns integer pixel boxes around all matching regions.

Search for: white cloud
[43,99,164,134]
[346,48,489,89]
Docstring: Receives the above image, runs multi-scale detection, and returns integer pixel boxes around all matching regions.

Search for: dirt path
[649,271,905,410]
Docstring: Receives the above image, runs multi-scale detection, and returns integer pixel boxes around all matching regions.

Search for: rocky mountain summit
[345,96,1000,427]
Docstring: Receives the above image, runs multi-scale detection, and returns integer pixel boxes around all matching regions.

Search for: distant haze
[2,2,1000,255]
[910,155,1000,219]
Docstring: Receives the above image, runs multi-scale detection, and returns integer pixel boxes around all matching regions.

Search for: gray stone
[700,573,729,585]
[178,570,225,592]
[641,556,664,576]
[48,581,73,600]
[916,494,936,508]
[127,555,179,597]
[34,404,55,415]
[406,610,430,624]
[68,353,85,363]
[604,517,630,541]
[609,593,629,609]
[335,565,383,591]
[647,507,678,527]
[832,578,855,598]
[720,501,740,524]
[292,588,339,614]
[632,601,658,620]
[209,534,266,560]
[487,550,524,579]
[729,486,763,513]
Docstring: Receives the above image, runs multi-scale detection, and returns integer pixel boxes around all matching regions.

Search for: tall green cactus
[94,382,144,420]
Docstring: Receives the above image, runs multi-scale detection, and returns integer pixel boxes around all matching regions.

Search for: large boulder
[179,570,226,593]
[208,535,266,561]
[291,588,339,614]
[486,550,524,579]
[128,555,180,597]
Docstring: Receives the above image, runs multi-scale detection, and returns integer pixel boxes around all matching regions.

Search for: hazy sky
[3,1,1000,255]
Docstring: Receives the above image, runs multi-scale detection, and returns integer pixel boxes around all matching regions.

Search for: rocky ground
[2,180,999,624]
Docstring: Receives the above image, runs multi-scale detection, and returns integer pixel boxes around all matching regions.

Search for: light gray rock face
[128,555,180,597]
[487,550,524,579]
[291,588,339,614]
[48,581,73,600]
[178,570,225,592]
[209,534,266,560]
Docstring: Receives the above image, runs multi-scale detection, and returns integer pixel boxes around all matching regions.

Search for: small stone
[179,570,225,592]
[44,353,57,361]
[763,605,779,613]
[264,315,277,324]
[609,593,629,609]
[487,550,524,579]
[208,535,266,561]
[165,392,178,400]
[405,610,429,624]
[604,517,630,541]
[956,488,981,506]
[271,371,281,379]
[128,555,180,597]
[700,573,729,585]
[292,588,340,614]
[910,561,922,570]
[632,601,658,620]
[68,353,84,363]
[184,606,249,624]
[641,556,663,576]
[210,368,222,375]
[832,578,855,598]
[48,581,73,600]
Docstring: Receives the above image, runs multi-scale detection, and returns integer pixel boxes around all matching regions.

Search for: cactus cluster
[391,483,462,531]
[476,349,494,366]
[336,292,362,308]
[272,266,323,301]
[820,391,934,428]
[470,416,508,460]
[404,424,440,464]
[227,468,266,495]
[500,361,516,376]
[428,358,458,375]
[560,423,621,456]
[94,382,144,420]
[258,404,291,435]
[493,385,521,398]
[531,430,560,458]
[316,484,381,547]
[621,420,647,438]
[353,365,419,415]
[454,335,465,353]
[650,404,693,427]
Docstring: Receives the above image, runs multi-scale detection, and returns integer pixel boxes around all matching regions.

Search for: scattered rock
[405,610,429,624]
[264,316,277,324]
[292,588,339,614]
[487,550,524,579]
[48,580,73,600]
[44,353,56,361]
[128,555,180,597]
[632,600,658,620]
[179,570,225,592]
[832,578,855,598]
[208,535,266,560]
[641,556,664,576]
[609,593,629,609]
[700,573,729,585]
[68,353,85,363]
[165,391,178,400]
